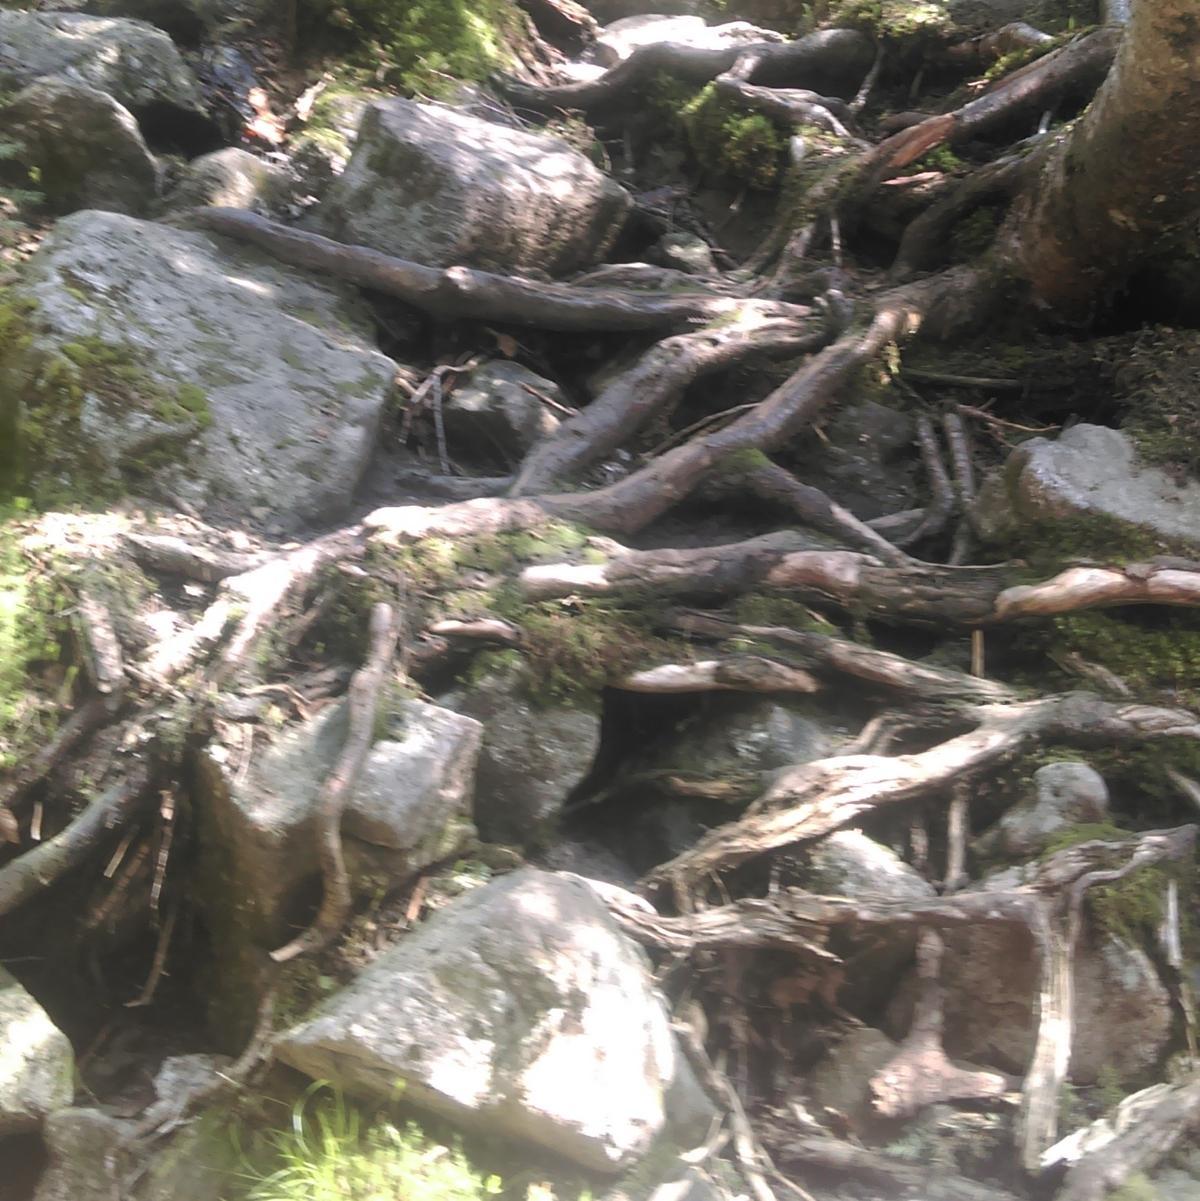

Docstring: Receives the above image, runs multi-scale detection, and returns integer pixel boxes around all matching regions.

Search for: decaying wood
[271,601,400,963]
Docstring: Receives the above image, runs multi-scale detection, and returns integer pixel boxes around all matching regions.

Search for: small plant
[241,1083,503,1201]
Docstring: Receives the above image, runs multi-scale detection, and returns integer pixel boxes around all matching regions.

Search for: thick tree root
[180,209,810,333]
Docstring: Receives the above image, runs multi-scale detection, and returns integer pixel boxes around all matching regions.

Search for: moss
[1,306,212,506]
[949,206,1001,261]
[1041,820,1187,945]
[827,0,952,41]
[297,0,523,97]
[1050,610,1200,709]
[731,594,839,633]
[1116,328,1200,481]
[0,508,62,769]
[680,86,786,190]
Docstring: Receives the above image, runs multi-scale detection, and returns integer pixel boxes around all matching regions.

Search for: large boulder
[2,80,158,217]
[320,99,632,276]
[0,12,210,137]
[275,868,714,1172]
[0,968,73,1133]
[1,210,396,530]
[973,423,1200,556]
[32,1108,129,1201]
[441,654,601,850]
[194,698,481,1038]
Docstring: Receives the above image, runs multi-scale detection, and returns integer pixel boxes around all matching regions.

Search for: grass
[238,1084,503,1201]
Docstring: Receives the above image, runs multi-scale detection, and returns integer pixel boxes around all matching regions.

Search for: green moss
[681,86,786,190]
[0,308,212,505]
[1116,329,1200,480]
[1108,1175,1158,1201]
[1041,821,1185,945]
[0,508,61,768]
[1050,610,1200,708]
[297,0,522,96]
[827,0,952,41]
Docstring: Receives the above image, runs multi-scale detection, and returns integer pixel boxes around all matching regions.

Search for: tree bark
[1003,2,1200,315]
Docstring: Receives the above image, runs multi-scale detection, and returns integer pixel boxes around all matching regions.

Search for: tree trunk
[1004,1,1200,316]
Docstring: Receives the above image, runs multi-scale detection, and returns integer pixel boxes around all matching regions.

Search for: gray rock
[592,15,782,66]
[443,360,564,460]
[5,210,395,529]
[974,423,1200,554]
[192,698,480,1041]
[160,147,287,213]
[33,1108,129,1201]
[0,12,208,125]
[321,99,632,276]
[655,231,717,275]
[804,830,936,902]
[789,397,919,520]
[276,868,714,1172]
[442,657,601,849]
[807,1026,899,1133]
[2,80,158,216]
[0,969,73,1133]
[977,761,1109,858]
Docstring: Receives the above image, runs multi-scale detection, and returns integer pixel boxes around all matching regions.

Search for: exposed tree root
[642,697,1200,891]
[509,309,828,496]
[181,209,810,333]
[496,27,875,112]
[271,601,401,963]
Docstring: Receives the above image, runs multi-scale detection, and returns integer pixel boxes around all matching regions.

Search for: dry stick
[0,767,152,919]
[183,209,811,333]
[673,1019,781,1201]
[944,409,979,563]
[944,785,969,891]
[271,602,400,963]
[870,928,1010,1118]
[509,311,825,496]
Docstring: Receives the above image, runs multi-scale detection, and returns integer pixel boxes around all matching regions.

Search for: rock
[443,360,565,462]
[886,919,1171,1083]
[192,697,480,1040]
[3,210,396,530]
[2,80,159,217]
[160,147,287,213]
[807,1026,900,1133]
[802,830,936,902]
[32,1108,129,1201]
[788,397,919,520]
[320,98,632,276]
[0,969,73,1133]
[441,656,601,849]
[276,867,714,1172]
[0,12,211,139]
[973,423,1200,554]
[654,231,718,275]
[976,761,1110,858]
[591,15,783,66]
